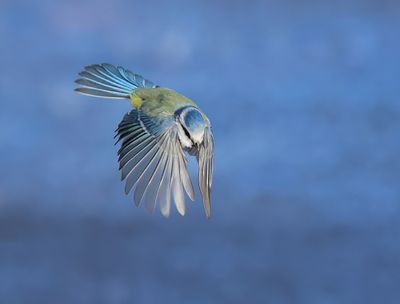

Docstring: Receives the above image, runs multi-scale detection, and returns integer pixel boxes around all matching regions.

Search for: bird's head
[175,106,206,148]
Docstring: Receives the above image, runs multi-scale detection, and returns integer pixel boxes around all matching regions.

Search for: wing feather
[157,138,173,217]
[143,143,170,213]
[123,140,159,194]
[197,126,214,218]
[75,63,157,99]
[176,141,195,201]
[133,133,169,205]
[116,109,194,217]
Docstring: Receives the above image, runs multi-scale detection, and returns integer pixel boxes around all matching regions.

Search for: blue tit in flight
[74,64,214,218]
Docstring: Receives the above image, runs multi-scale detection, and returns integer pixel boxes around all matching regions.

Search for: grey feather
[132,133,169,206]
[197,126,214,219]
[158,141,173,217]
[176,141,195,201]
[123,140,158,192]
[143,147,169,213]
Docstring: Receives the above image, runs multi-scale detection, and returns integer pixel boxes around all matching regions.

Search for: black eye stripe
[182,124,193,143]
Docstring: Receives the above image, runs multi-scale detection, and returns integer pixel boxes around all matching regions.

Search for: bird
[74,63,214,218]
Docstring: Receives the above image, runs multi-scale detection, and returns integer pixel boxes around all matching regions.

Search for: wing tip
[204,205,211,219]
[177,205,186,216]
[202,194,211,219]
[161,207,170,218]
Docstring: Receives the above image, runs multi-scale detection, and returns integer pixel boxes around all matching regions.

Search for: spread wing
[115,109,195,217]
[197,125,214,219]
[75,63,157,99]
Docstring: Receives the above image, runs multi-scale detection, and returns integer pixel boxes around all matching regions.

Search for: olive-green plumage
[134,88,196,117]
[75,63,214,219]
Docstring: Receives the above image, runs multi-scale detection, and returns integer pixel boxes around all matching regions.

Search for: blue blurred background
[1,0,399,303]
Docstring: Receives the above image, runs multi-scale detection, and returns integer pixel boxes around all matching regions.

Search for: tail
[74,63,157,99]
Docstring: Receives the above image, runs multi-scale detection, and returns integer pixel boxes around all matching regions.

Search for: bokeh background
[1,0,400,303]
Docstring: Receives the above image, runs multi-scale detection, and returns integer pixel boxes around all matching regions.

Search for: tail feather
[74,63,157,99]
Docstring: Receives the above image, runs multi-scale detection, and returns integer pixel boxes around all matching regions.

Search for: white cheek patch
[191,129,204,144]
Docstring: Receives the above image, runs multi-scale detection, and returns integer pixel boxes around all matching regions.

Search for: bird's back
[133,88,196,118]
